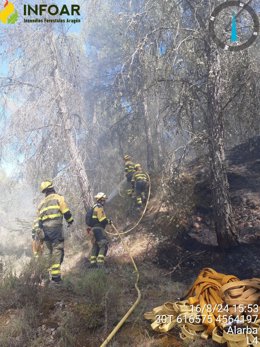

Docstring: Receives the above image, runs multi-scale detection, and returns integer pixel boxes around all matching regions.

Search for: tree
[0,16,93,209]
[205,50,238,248]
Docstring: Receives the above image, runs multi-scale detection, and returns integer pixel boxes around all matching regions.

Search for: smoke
[107,178,125,202]
[0,174,34,274]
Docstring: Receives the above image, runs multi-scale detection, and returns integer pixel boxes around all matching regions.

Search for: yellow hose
[100,172,151,346]
[106,172,151,236]
[100,223,141,347]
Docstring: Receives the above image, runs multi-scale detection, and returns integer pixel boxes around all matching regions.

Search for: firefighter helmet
[40,180,54,193]
[94,192,107,201]
[135,163,141,169]
[124,155,131,161]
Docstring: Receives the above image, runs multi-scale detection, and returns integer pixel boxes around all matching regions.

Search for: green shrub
[0,306,38,347]
[63,270,121,331]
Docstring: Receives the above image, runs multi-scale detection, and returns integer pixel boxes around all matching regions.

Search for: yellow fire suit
[37,192,73,282]
[131,170,149,207]
[125,160,135,195]
[89,203,109,267]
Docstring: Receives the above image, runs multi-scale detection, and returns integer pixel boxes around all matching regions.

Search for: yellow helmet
[94,192,107,201]
[124,155,131,161]
[135,163,141,169]
[40,180,54,193]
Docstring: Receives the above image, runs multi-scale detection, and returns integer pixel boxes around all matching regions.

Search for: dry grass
[0,260,48,347]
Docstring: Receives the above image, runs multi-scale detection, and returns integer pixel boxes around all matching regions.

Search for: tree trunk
[206,52,238,249]
[50,34,93,210]
[155,94,164,168]
[143,92,155,171]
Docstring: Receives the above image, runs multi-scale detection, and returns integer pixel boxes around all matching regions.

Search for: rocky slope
[0,136,260,347]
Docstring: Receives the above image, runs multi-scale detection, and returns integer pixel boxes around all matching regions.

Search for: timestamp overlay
[209,1,259,51]
[168,303,260,344]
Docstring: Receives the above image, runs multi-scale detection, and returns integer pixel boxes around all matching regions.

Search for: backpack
[85,206,95,227]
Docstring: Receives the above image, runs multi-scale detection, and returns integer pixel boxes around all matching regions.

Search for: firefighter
[31,218,44,258]
[123,155,135,196]
[37,180,73,284]
[88,192,111,268]
[131,164,149,208]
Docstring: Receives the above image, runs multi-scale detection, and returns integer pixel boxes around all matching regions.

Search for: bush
[0,259,47,313]
[63,269,121,330]
[0,260,46,346]
[0,306,38,347]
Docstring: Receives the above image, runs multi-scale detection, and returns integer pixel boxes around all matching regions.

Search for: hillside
[0,137,260,347]
[156,136,260,281]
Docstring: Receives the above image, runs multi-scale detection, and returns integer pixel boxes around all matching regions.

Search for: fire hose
[99,222,141,347]
[144,268,260,347]
[106,172,151,236]
[100,173,151,345]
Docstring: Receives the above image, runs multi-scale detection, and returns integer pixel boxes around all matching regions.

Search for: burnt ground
[1,136,260,347]
[156,136,260,284]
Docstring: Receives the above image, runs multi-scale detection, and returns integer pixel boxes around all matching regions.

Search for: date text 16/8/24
[191,303,259,313]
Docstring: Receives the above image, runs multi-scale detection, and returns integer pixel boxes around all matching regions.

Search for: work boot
[89,263,98,270]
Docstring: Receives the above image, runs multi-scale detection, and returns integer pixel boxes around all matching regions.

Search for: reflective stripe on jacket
[125,160,135,174]
[92,203,108,228]
[132,171,148,182]
[38,193,73,227]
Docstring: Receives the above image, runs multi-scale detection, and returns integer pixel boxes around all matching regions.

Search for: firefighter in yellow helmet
[37,180,73,284]
[123,155,135,196]
[31,218,44,258]
[87,192,111,268]
[131,164,149,208]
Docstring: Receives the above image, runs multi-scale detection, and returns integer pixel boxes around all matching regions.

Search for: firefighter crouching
[37,180,73,284]
[87,192,111,268]
[123,155,135,196]
[132,164,149,208]
[32,219,44,258]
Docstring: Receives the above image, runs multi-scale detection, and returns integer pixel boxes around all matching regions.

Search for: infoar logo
[0,0,18,24]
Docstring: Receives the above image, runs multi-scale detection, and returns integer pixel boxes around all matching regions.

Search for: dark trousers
[43,224,64,282]
[90,227,108,264]
[126,173,134,195]
[135,181,148,206]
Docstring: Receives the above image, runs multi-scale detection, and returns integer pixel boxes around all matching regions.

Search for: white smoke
[107,178,126,202]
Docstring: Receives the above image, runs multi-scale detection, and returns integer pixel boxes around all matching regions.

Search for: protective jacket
[37,193,73,242]
[131,170,148,184]
[89,202,109,266]
[125,160,135,177]
[38,193,73,226]
[92,203,109,229]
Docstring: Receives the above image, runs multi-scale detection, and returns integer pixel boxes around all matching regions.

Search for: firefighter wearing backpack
[124,155,135,196]
[86,192,111,268]
[132,164,149,208]
[37,180,73,284]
